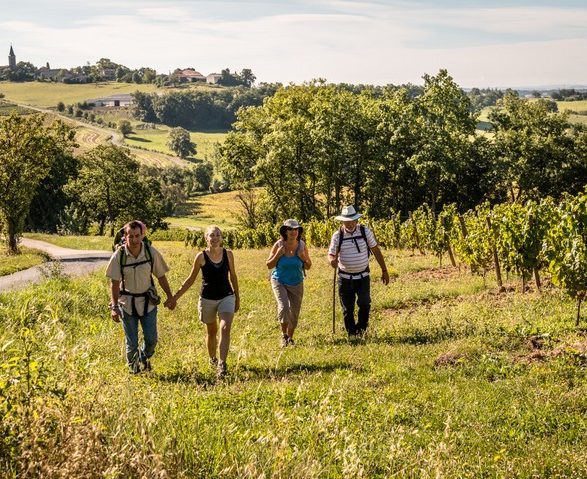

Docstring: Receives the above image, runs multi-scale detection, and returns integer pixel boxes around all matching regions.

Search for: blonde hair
[205,225,222,245]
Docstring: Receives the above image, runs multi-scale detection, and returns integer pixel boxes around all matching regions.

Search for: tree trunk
[409,211,425,255]
[577,298,582,327]
[486,216,503,290]
[534,268,542,291]
[6,218,18,254]
[98,218,106,236]
[458,214,468,238]
[521,275,527,294]
[447,242,457,267]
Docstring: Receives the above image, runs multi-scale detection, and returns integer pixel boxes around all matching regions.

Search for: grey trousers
[271,278,304,329]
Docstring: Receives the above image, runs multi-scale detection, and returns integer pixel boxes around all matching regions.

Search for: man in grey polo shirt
[106,220,175,373]
[328,206,389,338]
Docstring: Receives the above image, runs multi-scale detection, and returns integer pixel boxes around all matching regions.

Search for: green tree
[240,69,256,88]
[27,151,80,233]
[408,69,477,212]
[118,120,133,138]
[167,127,196,158]
[67,145,166,236]
[490,93,581,201]
[56,101,65,112]
[0,114,76,253]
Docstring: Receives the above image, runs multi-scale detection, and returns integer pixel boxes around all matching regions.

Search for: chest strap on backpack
[119,244,155,318]
[337,225,371,256]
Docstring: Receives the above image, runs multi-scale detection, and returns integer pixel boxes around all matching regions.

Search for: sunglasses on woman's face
[286,227,298,231]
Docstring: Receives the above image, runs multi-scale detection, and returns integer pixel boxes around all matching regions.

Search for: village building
[207,73,222,84]
[86,93,134,107]
[174,68,206,83]
[0,45,17,71]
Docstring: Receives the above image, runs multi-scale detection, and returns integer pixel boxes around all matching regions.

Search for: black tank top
[201,248,234,300]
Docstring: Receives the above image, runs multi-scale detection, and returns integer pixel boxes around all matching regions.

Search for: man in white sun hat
[327,205,389,338]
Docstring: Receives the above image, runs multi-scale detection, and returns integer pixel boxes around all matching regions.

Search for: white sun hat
[335,205,362,221]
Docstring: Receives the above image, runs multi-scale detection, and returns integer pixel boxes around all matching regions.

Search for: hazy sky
[1,0,585,87]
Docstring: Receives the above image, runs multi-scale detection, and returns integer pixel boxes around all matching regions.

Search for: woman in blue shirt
[266,219,312,347]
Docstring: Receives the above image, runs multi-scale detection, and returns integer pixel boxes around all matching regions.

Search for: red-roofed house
[174,68,206,83]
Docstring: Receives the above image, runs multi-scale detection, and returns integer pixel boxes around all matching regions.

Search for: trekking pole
[332,266,337,334]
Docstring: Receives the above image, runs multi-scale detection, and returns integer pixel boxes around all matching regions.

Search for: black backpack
[336,225,371,257]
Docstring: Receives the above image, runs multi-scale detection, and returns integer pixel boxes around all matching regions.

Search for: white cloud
[0,1,585,86]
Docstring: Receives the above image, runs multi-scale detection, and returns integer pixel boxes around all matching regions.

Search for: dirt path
[0,239,112,293]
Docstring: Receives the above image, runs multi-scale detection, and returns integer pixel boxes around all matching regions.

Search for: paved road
[0,239,112,293]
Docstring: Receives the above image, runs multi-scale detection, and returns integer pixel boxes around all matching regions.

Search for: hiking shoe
[209,357,218,369]
[217,360,227,379]
[141,357,152,372]
[129,360,141,374]
[281,334,289,348]
[287,337,295,347]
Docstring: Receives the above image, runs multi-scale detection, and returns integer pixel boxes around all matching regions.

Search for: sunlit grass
[0,81,158,108]
[24,233,112,250]
[124,127,226,160]
[0,247,49,275]
[167,191,244,230]
[1,244,587,476]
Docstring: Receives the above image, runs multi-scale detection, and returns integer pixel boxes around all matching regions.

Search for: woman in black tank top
[173,226,240,379]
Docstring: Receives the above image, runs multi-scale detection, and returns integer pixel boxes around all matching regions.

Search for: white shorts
[198,295,236,324]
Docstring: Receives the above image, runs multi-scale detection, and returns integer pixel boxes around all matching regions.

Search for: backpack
[336,224,371,257]
[117,240,160,317]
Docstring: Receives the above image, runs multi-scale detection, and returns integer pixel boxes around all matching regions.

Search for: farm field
[556,99,587,113]
[166,191,244,230]
[0,81,223,108]
[0,81,158,108]
[125,126,227,160]
[2,242,587,476]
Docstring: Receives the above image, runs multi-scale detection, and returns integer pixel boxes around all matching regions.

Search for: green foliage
[65,145,167,236]
[26,152,80,234]
[0,114,76,253]
[452,203,494,276]
[492,200,553,284]
[2,245,587,475]
[491,93,585,201]
[543,191,587,309]
[118,120,132,138]
[167,127,196,159]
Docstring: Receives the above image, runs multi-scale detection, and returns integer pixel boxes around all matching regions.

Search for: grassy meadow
[0,81,159,108]
[2,239,587,477]
[125,126,227,160]
[166,191,244,230]
[0,247,49,276]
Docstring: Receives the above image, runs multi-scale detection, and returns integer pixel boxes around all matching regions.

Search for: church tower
[8,45,16,70]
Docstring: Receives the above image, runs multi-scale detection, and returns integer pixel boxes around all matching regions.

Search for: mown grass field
[0,247,49,276]
[166,191,244,230]
[0,81,223,109]
[125,127,227,160]
[0,81,158,108]
[1,240,587,477]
